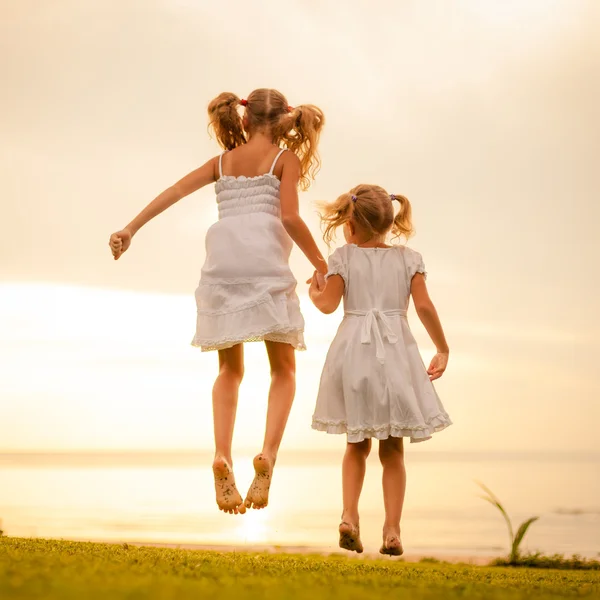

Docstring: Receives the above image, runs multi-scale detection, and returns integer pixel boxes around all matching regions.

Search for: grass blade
[476,481,514,544]
[510,517,540,562]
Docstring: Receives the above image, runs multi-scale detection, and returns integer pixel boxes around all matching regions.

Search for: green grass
[493,553,600,571]
[1,538,599,600]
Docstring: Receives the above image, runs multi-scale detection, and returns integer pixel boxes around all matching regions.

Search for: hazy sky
[1,0,599,452]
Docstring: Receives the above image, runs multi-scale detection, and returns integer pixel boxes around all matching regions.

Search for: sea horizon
[1,451,598,559]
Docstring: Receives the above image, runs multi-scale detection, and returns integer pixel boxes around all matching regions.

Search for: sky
[1,0,599,453]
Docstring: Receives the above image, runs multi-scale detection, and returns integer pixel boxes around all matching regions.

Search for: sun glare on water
[236,510,270,544]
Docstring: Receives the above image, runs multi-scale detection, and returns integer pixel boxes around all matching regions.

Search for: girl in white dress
[308,184,451,555]
[109,89,328,515]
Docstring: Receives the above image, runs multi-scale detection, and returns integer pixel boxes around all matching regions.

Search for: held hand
[109,228,132,260]
[308,271,318,296]
[316,271,326,289]
[427,352,448,381]
[307,271,326,291]
[306,271,326,286]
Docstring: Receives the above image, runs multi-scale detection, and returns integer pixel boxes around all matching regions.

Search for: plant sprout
[477,481,539,564]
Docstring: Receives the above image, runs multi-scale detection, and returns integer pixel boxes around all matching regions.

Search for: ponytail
[207,92,246,150]
[207,89,325,189]
[319,185,414,247]
[319,191,355,248]
[275,104,325,191]
[391,194,414,240]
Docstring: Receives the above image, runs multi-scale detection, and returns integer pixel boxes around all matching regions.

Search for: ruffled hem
[192,284,305,352]
[311,414,452,443]
[192,327,306,352]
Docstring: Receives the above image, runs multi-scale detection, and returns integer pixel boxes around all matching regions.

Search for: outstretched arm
[279,153,327,274]
[411,273,449,380]
[109,157,218,260]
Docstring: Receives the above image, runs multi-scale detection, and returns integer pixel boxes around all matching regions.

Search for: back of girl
[308,184,451,556]
[109,89,328,516]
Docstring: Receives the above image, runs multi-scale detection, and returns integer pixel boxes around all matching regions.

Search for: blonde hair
[320,184,414,247]
[207,89,324,190]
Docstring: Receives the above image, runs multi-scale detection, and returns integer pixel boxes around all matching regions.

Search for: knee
[379,438,404,464]
[219,361,244,384]
[347,439,372,459]
[270,360,296,383]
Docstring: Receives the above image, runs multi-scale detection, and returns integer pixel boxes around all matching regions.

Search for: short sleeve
[325,246,348,287]
[405,247,427,283]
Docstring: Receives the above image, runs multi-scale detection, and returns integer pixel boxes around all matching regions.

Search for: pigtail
[391,194,414,240]
[276,104,325,191]
[319,185,414,247]
[207,92,246,150]
[319,192,355,248]
[208,89,325,188]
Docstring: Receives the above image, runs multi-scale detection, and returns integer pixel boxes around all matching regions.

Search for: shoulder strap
[218,151,226,178]
[269,148,287,175]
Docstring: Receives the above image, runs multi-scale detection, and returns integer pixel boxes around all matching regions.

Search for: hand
[307,270,326,291]
[306,271,326,288]
[109,228,132,260]
[427,352,448,381]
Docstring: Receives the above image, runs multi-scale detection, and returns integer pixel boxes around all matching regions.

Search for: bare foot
[244,454,273,509]
[212,456,245,515]
[339,521,363,553]
[380,531,404,556]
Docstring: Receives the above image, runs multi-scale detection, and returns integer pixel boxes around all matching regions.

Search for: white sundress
[312,244,451,443]
[191,149,305,351]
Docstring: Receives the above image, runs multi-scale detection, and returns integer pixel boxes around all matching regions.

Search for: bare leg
[245,341,296,509]
[378,436,406,555]
[212,344,245,514]
[339,439,371,553]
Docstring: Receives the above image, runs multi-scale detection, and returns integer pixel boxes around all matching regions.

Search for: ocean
[0,450,598,559]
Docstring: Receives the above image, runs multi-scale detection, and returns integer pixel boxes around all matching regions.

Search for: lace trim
[264,331,305,346]
[312,416,448,433]
[192,327,306,352]
[216,173,281,184]
[311,414,451,443]
[412,267,427,280]
[325,269,347,286]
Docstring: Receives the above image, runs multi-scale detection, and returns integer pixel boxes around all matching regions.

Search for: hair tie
[390,194,396,201]
[351,195,357,203]
[287,105,293,113]
[240,99,248,106]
